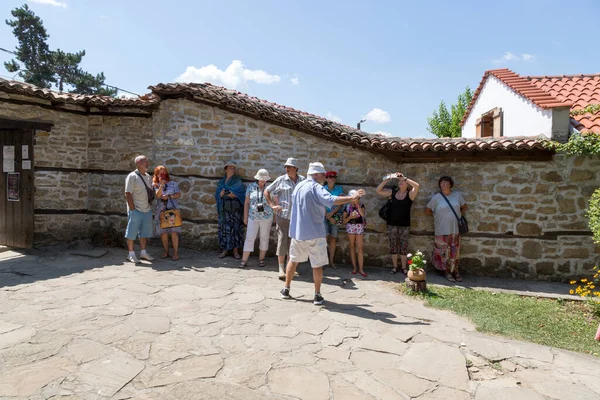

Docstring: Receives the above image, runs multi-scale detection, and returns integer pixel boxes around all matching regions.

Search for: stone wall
[1,96,599,281]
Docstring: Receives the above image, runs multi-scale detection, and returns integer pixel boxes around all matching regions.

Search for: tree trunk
[405,277,427,293]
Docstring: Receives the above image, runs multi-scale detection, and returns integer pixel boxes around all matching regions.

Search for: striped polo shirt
[266,173,305,220]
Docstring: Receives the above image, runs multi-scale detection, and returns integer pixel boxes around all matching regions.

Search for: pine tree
[5,4,116,96]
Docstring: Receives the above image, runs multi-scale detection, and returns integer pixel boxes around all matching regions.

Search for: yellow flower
[570,290,574,294]
[570,280,577,284]
[582,278,588,282]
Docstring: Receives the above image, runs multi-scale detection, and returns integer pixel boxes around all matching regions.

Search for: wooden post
[405,277,427,293]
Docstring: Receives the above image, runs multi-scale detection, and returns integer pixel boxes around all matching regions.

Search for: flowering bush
[570,266,600,317]
[407,251,426,271]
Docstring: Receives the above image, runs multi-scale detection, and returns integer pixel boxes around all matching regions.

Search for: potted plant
[407,251,427,282]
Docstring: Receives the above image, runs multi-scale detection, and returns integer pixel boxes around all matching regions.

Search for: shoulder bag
[159,195,182,229]
[135,171,155,204]
[378,189,396,221]
[440,192,468,234]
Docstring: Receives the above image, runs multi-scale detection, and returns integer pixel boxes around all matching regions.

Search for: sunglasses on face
[327,176,336,179]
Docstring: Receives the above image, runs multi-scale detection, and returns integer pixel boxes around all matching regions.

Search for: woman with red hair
[153,165,182,260]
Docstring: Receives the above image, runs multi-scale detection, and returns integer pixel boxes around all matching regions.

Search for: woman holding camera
[376,172,420,275]
[215,161,246,259]
[240,169,273,268]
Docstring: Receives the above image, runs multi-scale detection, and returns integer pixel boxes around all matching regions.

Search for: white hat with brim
[224,160,237,169]
[254,169,270,181]
[284,157,299,168]
[307,162,326,175]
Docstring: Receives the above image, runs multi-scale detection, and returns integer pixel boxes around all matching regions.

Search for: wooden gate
[0,119,50,248]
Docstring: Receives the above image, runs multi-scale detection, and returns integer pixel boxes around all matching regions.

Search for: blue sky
[1,0,598,138]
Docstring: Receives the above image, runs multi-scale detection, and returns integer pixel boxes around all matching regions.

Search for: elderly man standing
[265,157,305,279]
[124,155,155,263]
[280,162,365,305]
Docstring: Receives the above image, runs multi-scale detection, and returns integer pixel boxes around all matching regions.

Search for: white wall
[462,75,553,138]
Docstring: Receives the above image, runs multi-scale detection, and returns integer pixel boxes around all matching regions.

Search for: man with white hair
[124,155,155,263]
[264,157,305,279]
[280,162,365,305]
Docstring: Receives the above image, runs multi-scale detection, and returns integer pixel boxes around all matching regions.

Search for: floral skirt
[387,225,409,255]
[432,234,461,273]
[218,209,244,251]
[346,223,365,235]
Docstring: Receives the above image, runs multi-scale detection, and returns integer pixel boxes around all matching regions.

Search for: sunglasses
[327,176,336,179]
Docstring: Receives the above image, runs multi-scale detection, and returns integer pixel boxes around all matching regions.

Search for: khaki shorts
[276,215,291,257]
[289,237,328,268]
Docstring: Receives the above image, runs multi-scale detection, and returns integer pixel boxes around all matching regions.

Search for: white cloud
[364,108,391,124]
[326,112,342,123]
[290,77,300,85]
[175,60,280,89]
[494,52,535,63]
[521,53,535,61]
[28,0,67,7]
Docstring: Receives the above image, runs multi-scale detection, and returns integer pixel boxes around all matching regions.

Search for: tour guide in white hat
[280,162,365,305]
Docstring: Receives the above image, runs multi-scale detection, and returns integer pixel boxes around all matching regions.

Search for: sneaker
[140,253,155,261]
[126,254,140,263]
[280,288,291,299]
[313,293,324,305]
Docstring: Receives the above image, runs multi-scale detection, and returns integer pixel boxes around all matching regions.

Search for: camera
[256,203,265,213]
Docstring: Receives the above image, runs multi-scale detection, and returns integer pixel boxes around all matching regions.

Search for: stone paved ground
[1,245,599,399]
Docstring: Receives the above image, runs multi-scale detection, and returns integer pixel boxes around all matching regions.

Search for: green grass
[402,285,600,357]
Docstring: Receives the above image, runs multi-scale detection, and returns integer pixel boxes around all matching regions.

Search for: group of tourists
[123,154,469,303]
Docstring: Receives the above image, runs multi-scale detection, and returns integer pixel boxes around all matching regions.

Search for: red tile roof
[0,78,159,107]
[0,78,551,155]
[528,74,600,132]
[461,69,600,132]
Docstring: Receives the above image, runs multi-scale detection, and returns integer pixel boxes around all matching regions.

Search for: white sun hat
[307,162,326,175]
[254,169,270,181]
[284,157,299,168]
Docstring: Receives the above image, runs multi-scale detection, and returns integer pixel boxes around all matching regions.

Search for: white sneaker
[140,253,155,261]
[126,254,140,263]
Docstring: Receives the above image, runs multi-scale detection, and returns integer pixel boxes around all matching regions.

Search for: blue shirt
[323,184,343,213]
[246,182,273,220]
[289,178,338,240]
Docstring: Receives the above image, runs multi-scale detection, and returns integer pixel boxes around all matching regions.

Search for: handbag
[135,171,155,205]
[159,196,182,229]
[440,192,468,234]
[378,189,396,221]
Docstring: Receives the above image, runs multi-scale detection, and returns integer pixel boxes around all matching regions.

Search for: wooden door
[0,129,34,248]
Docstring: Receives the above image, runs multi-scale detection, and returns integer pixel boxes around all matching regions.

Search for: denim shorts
[324,221,340,238]
[125,209,153,240]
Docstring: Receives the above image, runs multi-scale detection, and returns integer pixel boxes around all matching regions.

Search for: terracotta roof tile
[0,78,550,154]
[461,69,572,126]
[0,78,159,107]
[528,74,600,132]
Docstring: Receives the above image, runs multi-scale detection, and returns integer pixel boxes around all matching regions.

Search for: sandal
[454,273,463,282]
[259,260,266,267]
[359,272,368,278]
[218,251,228,258]
[233,252,241,260]
[351,270,357,275]
[239,261,247,268]
[172,255,180,261]
[160,253,170,259]
[401,268,408,275]
[389,268,398,274]
[445,273,456,282]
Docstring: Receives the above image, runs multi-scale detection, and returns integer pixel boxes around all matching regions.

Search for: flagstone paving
[0,246,599,399]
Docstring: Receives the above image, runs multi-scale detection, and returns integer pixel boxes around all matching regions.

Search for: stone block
[556,195,577,213]
[201,123,220,131]
[536,261,555,275]
[506,260,530,274]
[569,170,593,181]
[541,171,562,182]
[496,186,518,194]
[516,222,542,236]
[522,240,542,259]
[562,248,589,259]
[537,207,557,214]
[497,248,519,257]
